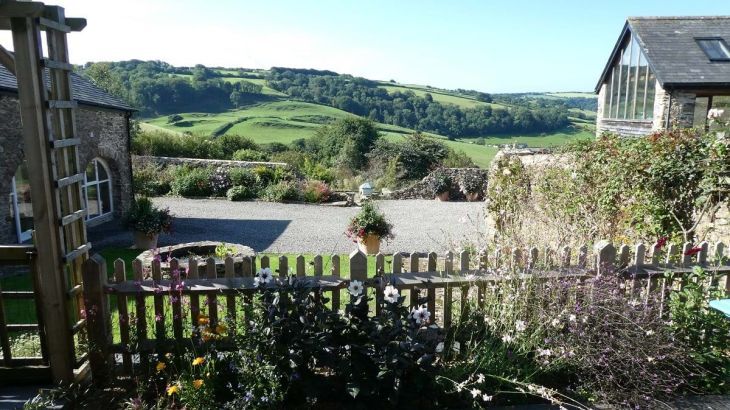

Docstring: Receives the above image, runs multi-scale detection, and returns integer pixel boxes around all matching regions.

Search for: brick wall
[0,93,132,244]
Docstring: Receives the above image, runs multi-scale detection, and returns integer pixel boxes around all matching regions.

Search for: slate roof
[595,16,730,92]
[0,63,133,111]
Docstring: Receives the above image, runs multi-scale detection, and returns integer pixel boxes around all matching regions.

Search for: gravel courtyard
[91,199,487,254]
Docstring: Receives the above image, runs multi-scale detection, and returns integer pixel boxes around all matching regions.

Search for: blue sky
[1,0,728,92]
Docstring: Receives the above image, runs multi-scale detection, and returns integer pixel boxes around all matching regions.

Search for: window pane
[645,67,656,119]
[634,52,648,119]
[100,181,112,215]
[618,44,631,119]
[694,97,710,129]
[697,39,730,60]
[86,161,97,182]
[709,96,730,130]
[627,37,641,118]
[97,161,109,181]
[86,185,100,218]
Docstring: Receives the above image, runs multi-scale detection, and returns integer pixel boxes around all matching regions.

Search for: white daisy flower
[256,268,274,284]
[515,320,526,332]
[550,318,560,328]
[471,388,481,398]
[568,314,576,322]
[348,280,364,297]
[476,373,485,383]
[482,394,493,402]
[383,285,399,303]
[501,334,513,343]
[708,108,725,120]
[410,306,431,325]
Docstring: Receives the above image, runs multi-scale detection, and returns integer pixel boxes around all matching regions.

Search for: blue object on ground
[709,299,730,318]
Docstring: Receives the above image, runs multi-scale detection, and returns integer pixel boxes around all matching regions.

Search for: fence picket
[427,252,437,316]
[392,253,402,274]
[131,258,147,361]
[296,255,306,277]
[618,244,630,268]
[595,242,615,275]
[114,259,132,374]
[82,256,111,384]
[444,252,454,328]
[527,247,538,270]
[350,251,368,313]
[494,247,502,269]
[188,257,201,330]
[170,258,183,341]
[313,255,323,276]
[409,253,419,308]
[331,255,341,312]
[260,255,270,269]
[698,241,709,265]
[561,246,571,268]
[511,248,522,270]
[278,255,288,278]
[682,242,693,267]
[225,256,236,327]
[578,245,588,268]
[206,257,218,325]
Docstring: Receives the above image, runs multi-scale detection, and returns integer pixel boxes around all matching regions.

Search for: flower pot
[358,234,381,255]
[465,192,480,202]
[134,231,159,250]
[436,191,450,201]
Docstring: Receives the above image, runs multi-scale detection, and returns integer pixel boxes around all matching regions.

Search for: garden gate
[0,1,89,384]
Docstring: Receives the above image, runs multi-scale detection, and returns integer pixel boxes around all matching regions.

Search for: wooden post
[331,255,341,312]
[459,250,469,316]
[409,253,419,308]
[313,255,323,276]
[11,15,74,383]
[115,259,132,374]
[444,252,454,328]
[560,246,571,268]
[618,244,630,268]
[82,255,111,385]
[278,255,288,278]
[595,242,616,275]
[427,252,437,317]
[349,251,368,313]
[392,253,402,274]
[296,255,306,277]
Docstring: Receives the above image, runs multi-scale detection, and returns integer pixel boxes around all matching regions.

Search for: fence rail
[82,240,730,383]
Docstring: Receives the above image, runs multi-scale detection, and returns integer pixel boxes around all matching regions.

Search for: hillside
[81,61,596,167]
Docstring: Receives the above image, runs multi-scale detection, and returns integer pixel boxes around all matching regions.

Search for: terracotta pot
[358,234,381,255]
[436,191,450,201]
[134,231,159,250]
[465,192,480,202]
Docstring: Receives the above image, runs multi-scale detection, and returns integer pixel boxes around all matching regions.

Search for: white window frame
[82,158,114,224]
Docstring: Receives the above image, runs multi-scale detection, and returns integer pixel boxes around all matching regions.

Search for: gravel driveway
[91,199,487,254]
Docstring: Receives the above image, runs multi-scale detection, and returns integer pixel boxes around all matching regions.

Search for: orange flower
[197,315,210,326]
[166,384,180,396]
[193,379,204,389]
[215,324,227,334]
[192,357,205,366]
[155,362,166,372]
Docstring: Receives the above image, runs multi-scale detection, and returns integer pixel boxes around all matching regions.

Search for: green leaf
[346,383,360,399]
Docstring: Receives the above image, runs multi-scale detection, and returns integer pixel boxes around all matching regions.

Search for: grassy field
[457,126,594,148]
[378,84,506,109]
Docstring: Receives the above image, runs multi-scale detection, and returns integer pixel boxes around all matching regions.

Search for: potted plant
[123,197,173,250]
[345,201,393,255]
[460,173,486,202]
[430,171,451,201]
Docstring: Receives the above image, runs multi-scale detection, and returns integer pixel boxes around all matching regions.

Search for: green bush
[122,197,173,235]
[228,168,257,187]
[226,185,256,201]
[261,181,301,202]
[252,166,276,187]
[132,161,172,196]
[302,180,331,203]
[217,134,258,158]
[170,167,214,197]
[232,148,270,162]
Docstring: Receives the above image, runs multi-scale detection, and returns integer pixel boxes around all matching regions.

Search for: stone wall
[135,155,289,170]
[696,204,730,245]
[0,92,132,244]
[388,168,489,200]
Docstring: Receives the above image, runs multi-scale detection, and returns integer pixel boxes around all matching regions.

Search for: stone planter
[435,192,450,201]
[465,192,480,202]
[137,241,256,278]
[358,234,381,255]
[134,231,158,250]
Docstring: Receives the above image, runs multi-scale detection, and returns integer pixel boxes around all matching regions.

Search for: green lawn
[378,84,506,109]
[457,127,594,149]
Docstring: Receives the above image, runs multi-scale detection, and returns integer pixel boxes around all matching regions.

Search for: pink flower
[656,237,668,249]
[684,246,702,256]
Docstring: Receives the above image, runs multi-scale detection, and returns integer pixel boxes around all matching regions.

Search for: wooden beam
[0,2,45,18]
[0,43,13,75]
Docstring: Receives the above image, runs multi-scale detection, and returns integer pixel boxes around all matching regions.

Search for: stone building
[595,16,730,137]
[1,64,134,244]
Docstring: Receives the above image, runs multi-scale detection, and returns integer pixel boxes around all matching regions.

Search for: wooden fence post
[427,252,437,316]
[331,255,341,312]
[82,255,111,385]
[595,242,615,275]
[350,251,368,313]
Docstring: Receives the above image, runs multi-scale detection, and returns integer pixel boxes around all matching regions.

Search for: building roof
[0,64,134,111]
[595,16,730,93]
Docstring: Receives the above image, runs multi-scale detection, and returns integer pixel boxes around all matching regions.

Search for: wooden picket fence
[81,240,730,383]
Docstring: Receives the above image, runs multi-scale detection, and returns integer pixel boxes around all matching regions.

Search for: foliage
[228,168,258,188]
[307,117,380,170]
[302,180,332,203]
[346,202,393,240]
[459,172,487,195]
[261,181,301,202]
[667,266,730,393]
[369,133,449,181]
[428,171,452,196]
[486,127,730,247]
[132,160,173,196]
[209,167,233,196]
[226,185,256,201]
[169,167,214,197]
[214,243,238,258]
[132,131,260,160]
[232,148,270,162]
[122,197,173,236]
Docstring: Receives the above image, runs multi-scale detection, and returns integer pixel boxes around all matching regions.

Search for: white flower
[482,394,493,402]
[551,318,560,328]
[410,306,431,325]
[348,280,364,297]
[537,348,552,357]
[515,320,526,332]
[256,268,274,284]
[253,277,262,287]
[501,334,513,343]
[708,108,725,120]
[383,285,399,303]
[476,373,485,383]
[502,168,512,176]
[470,388,481,398]
[568,314,576,322]
[645,329,655,336]
[647,356,655,363]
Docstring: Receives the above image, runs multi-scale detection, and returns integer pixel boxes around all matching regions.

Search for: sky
[1,0,728,93]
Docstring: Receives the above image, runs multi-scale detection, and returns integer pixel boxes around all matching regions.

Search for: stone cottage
[595,16,730,136]
[1,64,134,244]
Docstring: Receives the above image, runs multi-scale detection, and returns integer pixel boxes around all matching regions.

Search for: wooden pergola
[0,0,90,384]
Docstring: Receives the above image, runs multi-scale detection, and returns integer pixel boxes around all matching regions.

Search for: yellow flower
[197,315,209,326]
[155,362,166,372]
[193,379,204,390]
[215,324,227,334]
[166,384,180,396]
[192,357,205,366]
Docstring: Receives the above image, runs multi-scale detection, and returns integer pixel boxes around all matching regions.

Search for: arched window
[9,163,33,243]
[83,158,113,222]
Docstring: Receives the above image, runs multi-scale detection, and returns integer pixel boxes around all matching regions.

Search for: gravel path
[91,199,487,254]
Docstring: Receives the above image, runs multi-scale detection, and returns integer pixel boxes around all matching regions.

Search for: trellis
[0,1,89,383]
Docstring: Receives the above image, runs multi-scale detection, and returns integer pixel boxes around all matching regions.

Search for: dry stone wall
[388,168,489,200]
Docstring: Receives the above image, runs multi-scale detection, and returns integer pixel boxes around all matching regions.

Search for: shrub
[232,148,269,162]
[122,197,173,236]
[226,185,256,201]
[252,166,276,187]
[228,168,257,187]
[132,161,172,196]
[346,202,393,241]
[217,134,258,158]
[303,159,336,183]
[261,181,301,202]
[170,167,214,197]
[459,172,486,195]
[167,114,183,123]
[302,180,331,203]
[209,167,232,197]
[428,171,451,196]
